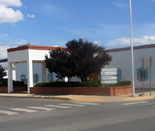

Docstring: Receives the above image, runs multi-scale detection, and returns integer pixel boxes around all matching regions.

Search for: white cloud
[114,2,128,8]
[107,36,155,47]
[27,14,35,18]
[0,0,22,7]
[13,39,28,45]
[0,39,28,58]
[93,40,103,45]
[0,45,11,58]
[0,0,23,23]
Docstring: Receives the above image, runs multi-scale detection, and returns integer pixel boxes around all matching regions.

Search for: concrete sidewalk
[0,91,154,102]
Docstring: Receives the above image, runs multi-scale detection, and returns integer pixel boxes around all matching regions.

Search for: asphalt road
[0,97,155,131]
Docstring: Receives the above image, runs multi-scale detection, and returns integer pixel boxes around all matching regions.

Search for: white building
[1,43,155,94]
[7,45,80,94]
[106,44,155,87]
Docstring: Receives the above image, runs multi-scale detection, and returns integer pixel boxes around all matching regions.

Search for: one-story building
[1,44,155,94]
[106,44,155,87]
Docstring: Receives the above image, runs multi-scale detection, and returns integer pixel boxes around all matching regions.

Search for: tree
[45,38,111,81]
[0,65,6,81]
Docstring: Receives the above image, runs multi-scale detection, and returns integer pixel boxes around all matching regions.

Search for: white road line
[28,106,55,111]
[44,105,72,109]
[59,103,85,107]
[74,102,100,105]
[0,110,18,115]
[123,101,149,105]
[11,108,38,113]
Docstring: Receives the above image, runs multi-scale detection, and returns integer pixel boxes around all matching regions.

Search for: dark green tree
[45,38,111,81]
[0,65,6,81]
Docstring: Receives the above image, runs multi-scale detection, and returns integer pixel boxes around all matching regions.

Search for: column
[8,62,13,93]
[27,59,33,94]
[42,62,47,82]
[64,77,68,82]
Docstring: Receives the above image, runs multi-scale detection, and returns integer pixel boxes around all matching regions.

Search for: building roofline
[7,45,66,52]
[106,44,155,53]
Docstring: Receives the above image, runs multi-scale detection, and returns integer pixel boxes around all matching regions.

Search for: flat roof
[7,45,66,52]
[106,43,155,53]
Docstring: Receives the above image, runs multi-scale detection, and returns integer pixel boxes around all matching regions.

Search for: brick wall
[30,86,132,96]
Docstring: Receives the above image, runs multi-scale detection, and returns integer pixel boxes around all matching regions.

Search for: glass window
[20,74,25,81]
[48,73,54,82]
[33,74,39,83]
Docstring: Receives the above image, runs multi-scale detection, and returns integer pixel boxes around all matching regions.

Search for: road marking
[123,101,149,105]
[0,110,18,115]
[11,108,38,113]
[74,102,100,105]
[44,105,72,109]
[28,106,55,111]
[59,103,85,107]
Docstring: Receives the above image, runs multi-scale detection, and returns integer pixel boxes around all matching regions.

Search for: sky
[1,0,155,58]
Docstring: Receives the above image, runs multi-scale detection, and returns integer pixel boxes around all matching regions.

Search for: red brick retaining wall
[0,87,27,93]
[0,87,8,93]
[30,86,132,96]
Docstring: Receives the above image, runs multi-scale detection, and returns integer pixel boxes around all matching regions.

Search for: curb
[123,96,154,101]
[0,95,154,102]
[0,95,103,102]
[0,95,70,101]
[65,98,103,102]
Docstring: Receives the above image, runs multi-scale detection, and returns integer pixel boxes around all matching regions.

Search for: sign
[101,68,118,84]
[101,72,117,76]
[101,80,118,84]
[142,54,152,69]
[101,76,117,80]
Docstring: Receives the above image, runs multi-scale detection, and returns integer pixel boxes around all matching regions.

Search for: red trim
[106,44,155,53]
[7,45,66,52]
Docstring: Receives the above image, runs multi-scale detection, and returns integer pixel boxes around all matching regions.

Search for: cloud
[0,45,11,58]
[13,39,28,45]
[27,14,35,18]
[0,39,28,58]
[107,36,155,47]
[93,40,103,45]
[0,0,23,23]
[114,2,128,8]
[0,0,22,7]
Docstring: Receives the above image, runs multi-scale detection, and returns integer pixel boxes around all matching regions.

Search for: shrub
[0,81,7,87]
[0,81,25,87]
[13,81,25,87]
[116,81,131,86]
[104,81,131,87]
[34,80,102,87]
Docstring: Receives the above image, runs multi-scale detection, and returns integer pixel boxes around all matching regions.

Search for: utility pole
[129,0,135,96]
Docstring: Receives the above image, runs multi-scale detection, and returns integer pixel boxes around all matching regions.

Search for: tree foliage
[0,65,6,81]
[45,38,111,81]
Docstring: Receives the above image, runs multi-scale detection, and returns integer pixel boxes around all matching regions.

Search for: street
[0,97,155,131]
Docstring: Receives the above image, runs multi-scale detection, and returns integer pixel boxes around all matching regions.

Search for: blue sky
[1,0,155,58]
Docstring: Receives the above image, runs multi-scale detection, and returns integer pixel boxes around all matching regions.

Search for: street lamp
[129,0,135,96]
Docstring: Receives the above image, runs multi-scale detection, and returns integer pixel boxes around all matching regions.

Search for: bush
[0,81,7,87]
[34,80,102,87]
[0,81,25,87]
[13,81,25,87]
[105,81,131,87]
[116,81,131,86]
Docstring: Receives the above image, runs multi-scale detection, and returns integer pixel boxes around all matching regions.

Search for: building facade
[105,44,155,87]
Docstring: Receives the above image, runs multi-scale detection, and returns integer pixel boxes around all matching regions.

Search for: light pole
[129,0,135,96]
